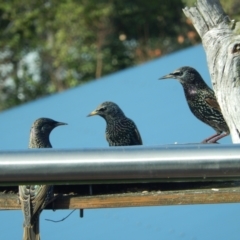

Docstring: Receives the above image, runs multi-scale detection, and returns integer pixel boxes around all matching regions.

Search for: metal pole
[0,144,240,185]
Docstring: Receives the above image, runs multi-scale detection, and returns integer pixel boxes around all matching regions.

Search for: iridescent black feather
[19,118,67,240]
[88,101,142,146]
[160,66,229,143]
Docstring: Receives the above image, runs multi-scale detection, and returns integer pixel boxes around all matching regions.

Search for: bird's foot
[201,140,219,144]
[207,132,229,143]
[201,133,221,143]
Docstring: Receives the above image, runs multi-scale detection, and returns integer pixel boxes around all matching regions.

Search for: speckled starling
[159,66,229,143]
[19,118,67,240]
[87,101,142,146]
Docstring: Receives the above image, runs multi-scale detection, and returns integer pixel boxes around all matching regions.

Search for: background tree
[0,0,203,110]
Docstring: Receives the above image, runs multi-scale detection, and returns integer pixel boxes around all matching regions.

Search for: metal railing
[1,144,240,186]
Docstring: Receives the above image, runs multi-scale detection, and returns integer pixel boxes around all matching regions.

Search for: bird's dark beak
[159,73,173,80]
[55,122,68,126]
[87,109,98,117]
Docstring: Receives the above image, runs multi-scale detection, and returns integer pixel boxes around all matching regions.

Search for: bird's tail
[23,219,40,240]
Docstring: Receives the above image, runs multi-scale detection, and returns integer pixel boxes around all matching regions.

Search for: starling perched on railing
[87,101,142,146]
[159,66,229,143]
[19,118,67,240]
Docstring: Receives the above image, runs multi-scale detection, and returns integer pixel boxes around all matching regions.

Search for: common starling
[159,66,229,143]
[87,101,142,146]
[19,118,67,240]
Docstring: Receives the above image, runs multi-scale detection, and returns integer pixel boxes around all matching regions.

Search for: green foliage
[220,0,240,21]
[183,0,240,21]
[0,0,201,110]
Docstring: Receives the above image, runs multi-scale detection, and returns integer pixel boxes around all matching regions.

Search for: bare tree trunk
[183,0,240,143]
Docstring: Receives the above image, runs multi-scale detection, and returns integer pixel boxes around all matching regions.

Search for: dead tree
[183,0,240,143]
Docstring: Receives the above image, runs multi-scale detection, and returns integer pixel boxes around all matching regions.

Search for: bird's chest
[106,122,129,145]
[184,90,209,116]
[184,87,198,100]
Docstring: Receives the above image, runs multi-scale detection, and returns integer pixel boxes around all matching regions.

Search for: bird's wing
[205,97,222,112]
[120,118,143,145]
[134,127,143,145]
[19,184,53,224]
[19,185,31,226]
[31,185,53,216]
[124,118,143,145]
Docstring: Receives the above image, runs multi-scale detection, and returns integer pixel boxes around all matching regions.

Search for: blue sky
[1,45,238,240]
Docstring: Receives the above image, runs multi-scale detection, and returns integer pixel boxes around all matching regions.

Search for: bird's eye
[173,71,183,76]
[99,107,106,112]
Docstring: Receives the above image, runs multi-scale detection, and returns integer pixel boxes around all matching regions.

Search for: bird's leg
[208,132,229,143]
[201,133,221,143]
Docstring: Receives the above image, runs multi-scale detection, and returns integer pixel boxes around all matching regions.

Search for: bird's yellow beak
[87,109,98,117]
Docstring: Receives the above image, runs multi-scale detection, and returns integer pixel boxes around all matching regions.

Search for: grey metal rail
[0,144,240,186]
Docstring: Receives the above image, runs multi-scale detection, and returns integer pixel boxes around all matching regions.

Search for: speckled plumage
[88,101,142,146]
[19,118,67,240]
[160,66,229,143]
